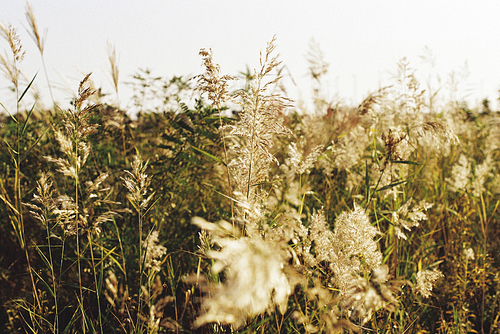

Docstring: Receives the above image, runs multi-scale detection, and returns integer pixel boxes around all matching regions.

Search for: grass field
[1,10,500,334]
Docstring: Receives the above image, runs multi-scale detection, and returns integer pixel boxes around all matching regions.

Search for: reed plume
[0,22,25,87]
[224,36,292,228]
[107,41,120,104]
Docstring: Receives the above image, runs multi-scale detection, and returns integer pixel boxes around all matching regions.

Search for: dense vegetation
[1,10,500,334]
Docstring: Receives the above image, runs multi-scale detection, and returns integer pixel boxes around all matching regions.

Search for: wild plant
[106,41,120,107]
[190,37,413,333]
[127,69,192,115]
[25,2,54,108]
[3,13,500,333]
[0,21,48,332]
[306,38,330,113]
[37,74,120,332]
[120,154,169,332]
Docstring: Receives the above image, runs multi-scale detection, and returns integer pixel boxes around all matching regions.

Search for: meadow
[1,8,500,334]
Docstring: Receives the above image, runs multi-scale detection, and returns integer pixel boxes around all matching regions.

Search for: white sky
[2,0,500,112]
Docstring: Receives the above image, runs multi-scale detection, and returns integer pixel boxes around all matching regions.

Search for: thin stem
[74,141,86,333]
[89,234,103,333]
[45,218,58,333]
[214,101,234,218]
[138,209,144,332]
[40,56,55,111]
[245,80,262,202]
[13,64,42,322]
[112,217,128,282]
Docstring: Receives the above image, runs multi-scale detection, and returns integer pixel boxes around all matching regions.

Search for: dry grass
[1,6,500,334]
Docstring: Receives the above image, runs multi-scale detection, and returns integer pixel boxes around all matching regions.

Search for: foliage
[1,12,500,334]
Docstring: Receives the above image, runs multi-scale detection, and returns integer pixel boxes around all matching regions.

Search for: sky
[1,0,500,113]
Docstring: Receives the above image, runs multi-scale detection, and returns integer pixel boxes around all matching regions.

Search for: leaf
[365,160,370,200]
[190,145,225,165]
[377,180,407,192]
[20,128,49,163]
[391,160,421,166]
[18,72,38,103]
[143,191,162,216]
[204,116,234,122]
[63,305,82,334]
[21,101,37,137]
[179,102,190,114]
[3,138,18,156]
[94,246,123,272]
[0,101,17,123]
[34,244,53,272]
[31,267,54,297]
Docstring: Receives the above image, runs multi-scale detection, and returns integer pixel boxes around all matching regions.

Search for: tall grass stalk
[4,25,500,333]
[0,22,43,330]
[122,154,158,332]
[106,41,120,106]
[25,174,59,333]
[196,49,236,217]
[44,73,102,332]
[25,3,55,109]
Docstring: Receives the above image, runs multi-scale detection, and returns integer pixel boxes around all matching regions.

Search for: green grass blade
[63,283,96,293]
[34,244,53,272]
[391,159,421,165]
[0,194,20,216]
[3,138,19,155]
[365,160,370,201]
[94,246,124,273]
[377,179,407,192]
[0,101,18,123]
[190,144,225,165]
[31,268,54,297]
[18,72,38,103]
[63,304,82,334]
[21,100,37,137]
[143,191,161,216]
[20,128,49,163]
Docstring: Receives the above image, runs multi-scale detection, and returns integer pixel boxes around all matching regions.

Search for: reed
[2,7,500,334]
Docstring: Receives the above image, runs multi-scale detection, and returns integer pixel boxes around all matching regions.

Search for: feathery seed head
[342,265,397,325]
[60,73,100,139]
[464,247,475,261]
[25,2,46,54]
[53,195,80,236]
[0,23,25,63]
[447,154,471,192]
[122,155,153,211]
[331,205,382,291]
[415,268,443,298]
[307,38,329,82]
[471,154,493,197]
[381,127,414,169]
[194,233,295,328]
[0,23,24,86]
[24,173,56,226]
[393,198,433,240]
[303,207,383,294]
[196,48,236,107]
[223,38,292,211]
[142,231,167,272]
[106,41,119,94]
[416,121,459,145]
[288,142,324,175]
